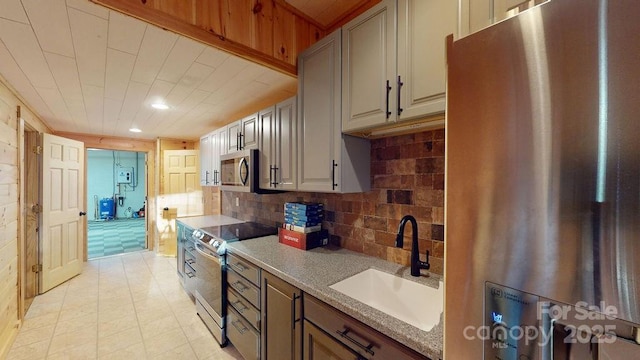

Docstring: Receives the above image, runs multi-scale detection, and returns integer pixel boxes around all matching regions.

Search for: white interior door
[41,134,85,293]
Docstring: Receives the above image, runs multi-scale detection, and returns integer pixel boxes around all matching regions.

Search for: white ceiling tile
[107,10,145,55]
[22,0,74,57]
[203,65,265,105]
[164,62,213,105]
[0,0,28,23]
[36,86,72,121]
[44,52,82,101]
[130,26,178,85]
[154,88,210,130]
[104,48,135,101]
[195,46,230,68]
[64,97,87,128]
[68,8,107,87]
[157,37,205,83]
[81,84,104,130]
[144,79,174,106]
[66,0,109,19]
[0,39,54,120]
[198,56,249,93]
[118,81,150,128]
[0,19,56,89]
[103,98,122,135]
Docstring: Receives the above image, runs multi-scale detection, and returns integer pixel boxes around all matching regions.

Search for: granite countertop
[176,215,244,229]
[227,237,443,360]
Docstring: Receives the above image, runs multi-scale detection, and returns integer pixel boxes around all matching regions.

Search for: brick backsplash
[221,129,445,276]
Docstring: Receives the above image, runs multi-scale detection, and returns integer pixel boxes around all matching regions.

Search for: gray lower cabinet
[262,272,302,360]
[303,295,429,360]
[227,253,428,360]
[227,252,262,360]
[303,320,360,360]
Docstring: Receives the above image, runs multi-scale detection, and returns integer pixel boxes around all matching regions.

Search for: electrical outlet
[235,197,239,207]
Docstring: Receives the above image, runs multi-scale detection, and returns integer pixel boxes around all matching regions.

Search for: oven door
[194,240,226,345]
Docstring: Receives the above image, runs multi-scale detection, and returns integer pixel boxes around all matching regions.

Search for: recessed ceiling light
[129,128,142,133]
[151,103,170,110]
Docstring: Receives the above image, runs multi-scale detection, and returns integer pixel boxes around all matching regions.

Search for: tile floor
[88,219,146,259]
[7,251,243,360]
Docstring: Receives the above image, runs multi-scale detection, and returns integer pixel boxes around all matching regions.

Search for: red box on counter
[278,228,329,250]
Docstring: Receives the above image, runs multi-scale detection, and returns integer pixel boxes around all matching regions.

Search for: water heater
[117,167,133,184]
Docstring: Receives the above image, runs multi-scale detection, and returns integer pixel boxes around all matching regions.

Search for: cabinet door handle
[332,160,338,190]
[397,75,404,116]
[204,170,209,184]
[213,170,218,185]
[336,327,375,356]
[236,132,240,151]
[238,132,244,150]
[385,80,392,119]
[291,293,301,329]
[271,165,279,187]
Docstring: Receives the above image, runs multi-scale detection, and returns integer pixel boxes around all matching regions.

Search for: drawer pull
[231,262,248,272]
[231,319,248,334]
[232,281,248,293]
[185,258,195,264]
[232,300,248,313]
[336,328,375,356]
[185,271,195,279]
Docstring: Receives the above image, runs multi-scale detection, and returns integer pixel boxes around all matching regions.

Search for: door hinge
[32,264,42,273]
[32,145,42,155]
[31,204,42,213]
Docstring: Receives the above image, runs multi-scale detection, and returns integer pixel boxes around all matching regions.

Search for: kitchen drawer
[228,268,260,309]
[227,252,261,286]
[304,295,429,360]
[228,287,260,331]
[228,306,260,360]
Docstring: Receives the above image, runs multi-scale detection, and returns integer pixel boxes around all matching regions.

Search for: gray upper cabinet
[297,29,371,194]
[227,113,259,153]
[341,0,396,132]
[259,97,297,191]
[342,0,456,132]
[459,0,546,37]
[199,133,212,186]
[397,0,456,121]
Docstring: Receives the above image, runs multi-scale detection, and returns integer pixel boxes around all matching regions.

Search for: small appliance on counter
[191,221,277,346]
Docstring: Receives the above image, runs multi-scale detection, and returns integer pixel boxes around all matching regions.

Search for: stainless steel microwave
[220,149,257,192]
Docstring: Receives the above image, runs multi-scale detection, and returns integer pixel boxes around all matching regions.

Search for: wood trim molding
[91,0,300,76]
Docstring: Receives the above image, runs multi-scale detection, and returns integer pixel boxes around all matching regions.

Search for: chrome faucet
[395,215,430,277]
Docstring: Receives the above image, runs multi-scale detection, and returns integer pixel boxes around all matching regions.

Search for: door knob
[79,211,86,216]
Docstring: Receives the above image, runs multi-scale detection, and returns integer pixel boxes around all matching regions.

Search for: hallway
[7,252,242,359]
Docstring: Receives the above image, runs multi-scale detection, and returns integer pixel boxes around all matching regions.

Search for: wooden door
[303,320,359,360]
[297,30,341,193]
[24,131,39,308]
[162,150,202,216]
[275,96,297,190]
[41,134,85,293]
[342,0,397,132]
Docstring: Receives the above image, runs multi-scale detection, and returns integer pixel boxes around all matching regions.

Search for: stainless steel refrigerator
[445,0,640,358]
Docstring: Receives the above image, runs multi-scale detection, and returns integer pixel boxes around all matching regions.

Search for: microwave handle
[239,157,249,185]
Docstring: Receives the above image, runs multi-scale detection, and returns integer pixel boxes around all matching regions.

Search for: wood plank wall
[0,79,50,359]
[92,0,324,76]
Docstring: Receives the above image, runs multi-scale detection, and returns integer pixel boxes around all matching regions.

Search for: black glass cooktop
[199,222,277,242]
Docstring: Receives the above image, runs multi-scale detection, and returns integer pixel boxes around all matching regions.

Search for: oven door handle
[195,241,222,264]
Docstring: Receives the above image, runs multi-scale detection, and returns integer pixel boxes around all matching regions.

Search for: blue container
[100,198,115,220]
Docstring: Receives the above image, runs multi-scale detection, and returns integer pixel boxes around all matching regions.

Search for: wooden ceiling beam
[90,0,327,76]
